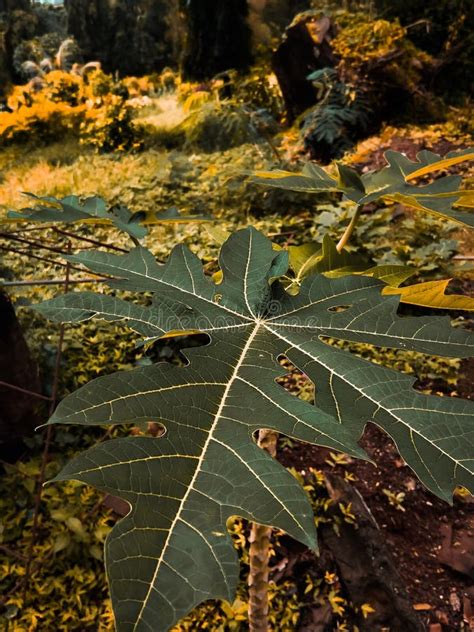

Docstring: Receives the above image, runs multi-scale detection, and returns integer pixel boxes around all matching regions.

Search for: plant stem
[336,205,363,252]
[248,429,278,632]
[22,244,71,603]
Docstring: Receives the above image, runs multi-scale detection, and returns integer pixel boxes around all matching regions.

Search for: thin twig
[0,244,85,274]
[52,228,129,252]
[22,244,71,602]
[2,277,108,287]
[0,232,72,257]
[0,544,28,562]
[0,379,52,402]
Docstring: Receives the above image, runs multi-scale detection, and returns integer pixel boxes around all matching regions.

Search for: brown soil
[278,421,474,631]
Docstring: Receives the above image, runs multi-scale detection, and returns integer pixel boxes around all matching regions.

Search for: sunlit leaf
[383,279,474,311]
[404,149,474,180]
[252,149,474,228]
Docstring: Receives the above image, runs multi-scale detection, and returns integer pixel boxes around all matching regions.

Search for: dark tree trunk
[272,12,337,122]
[0,23,10,93]
[0,0,31,12]
[0,0,37,93]
[65,0,181,76]
[319,473,425,632]
[0,292,40,459]
[181,0,252,80]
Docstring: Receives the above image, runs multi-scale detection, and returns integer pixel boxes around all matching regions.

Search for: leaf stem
[336,205,363,252]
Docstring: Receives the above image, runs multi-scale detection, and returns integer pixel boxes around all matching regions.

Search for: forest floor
[279,424,474,630]
[1,114,473,630]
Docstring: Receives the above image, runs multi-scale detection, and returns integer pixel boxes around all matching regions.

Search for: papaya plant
[34,222,474,631]
[252,148,474,230]
[28,148,473,630]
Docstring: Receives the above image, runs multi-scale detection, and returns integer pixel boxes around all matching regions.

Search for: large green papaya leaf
[7,194,210,239]
[36,227,474,631]
[251,148,474,227]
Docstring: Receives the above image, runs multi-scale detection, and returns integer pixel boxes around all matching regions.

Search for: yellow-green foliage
[232,66,284,121]
[332,13,432,94]
[0,93,85,145]
[0,457,115,631]
[178,100,256,152]
[0,70,141,152]
[79,94,143,153]
[333,16,407,65]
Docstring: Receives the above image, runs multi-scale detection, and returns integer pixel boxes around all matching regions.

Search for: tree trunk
[319,472,425,632]
[248,429,278,632]
[65,0,181,76]
[0,0,37,89]
[181,0,252,80]
[0,291,40,459]
[272,11,337,122]
[0,0,31,12]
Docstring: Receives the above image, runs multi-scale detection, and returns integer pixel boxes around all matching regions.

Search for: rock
[272,11,337,122]
[0,291,40,458]
[438,523,474,579]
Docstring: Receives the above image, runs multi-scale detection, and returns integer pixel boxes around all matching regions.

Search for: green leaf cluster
[252,148,474,227]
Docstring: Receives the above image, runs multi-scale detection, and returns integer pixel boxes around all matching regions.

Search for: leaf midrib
[132,322,261,630]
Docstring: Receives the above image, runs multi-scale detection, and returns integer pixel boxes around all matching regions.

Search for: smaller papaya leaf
[7,195,212,240]
[362,150,474,226]
[455,190,474,208]
[251,149,474,228]
[336,163,365,201]
[250,164,339,195]
[287,235,414,292]
[401,149,474,181]
[287,235,472,310]
[8,194,147,240]
[353,264,415,287]
[383,279,474,311]
[288,235,368,288]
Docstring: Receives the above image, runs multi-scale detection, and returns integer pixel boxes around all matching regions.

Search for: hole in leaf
[145,333,211,366]
[327,305,351,313]
[276,354,315,404]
